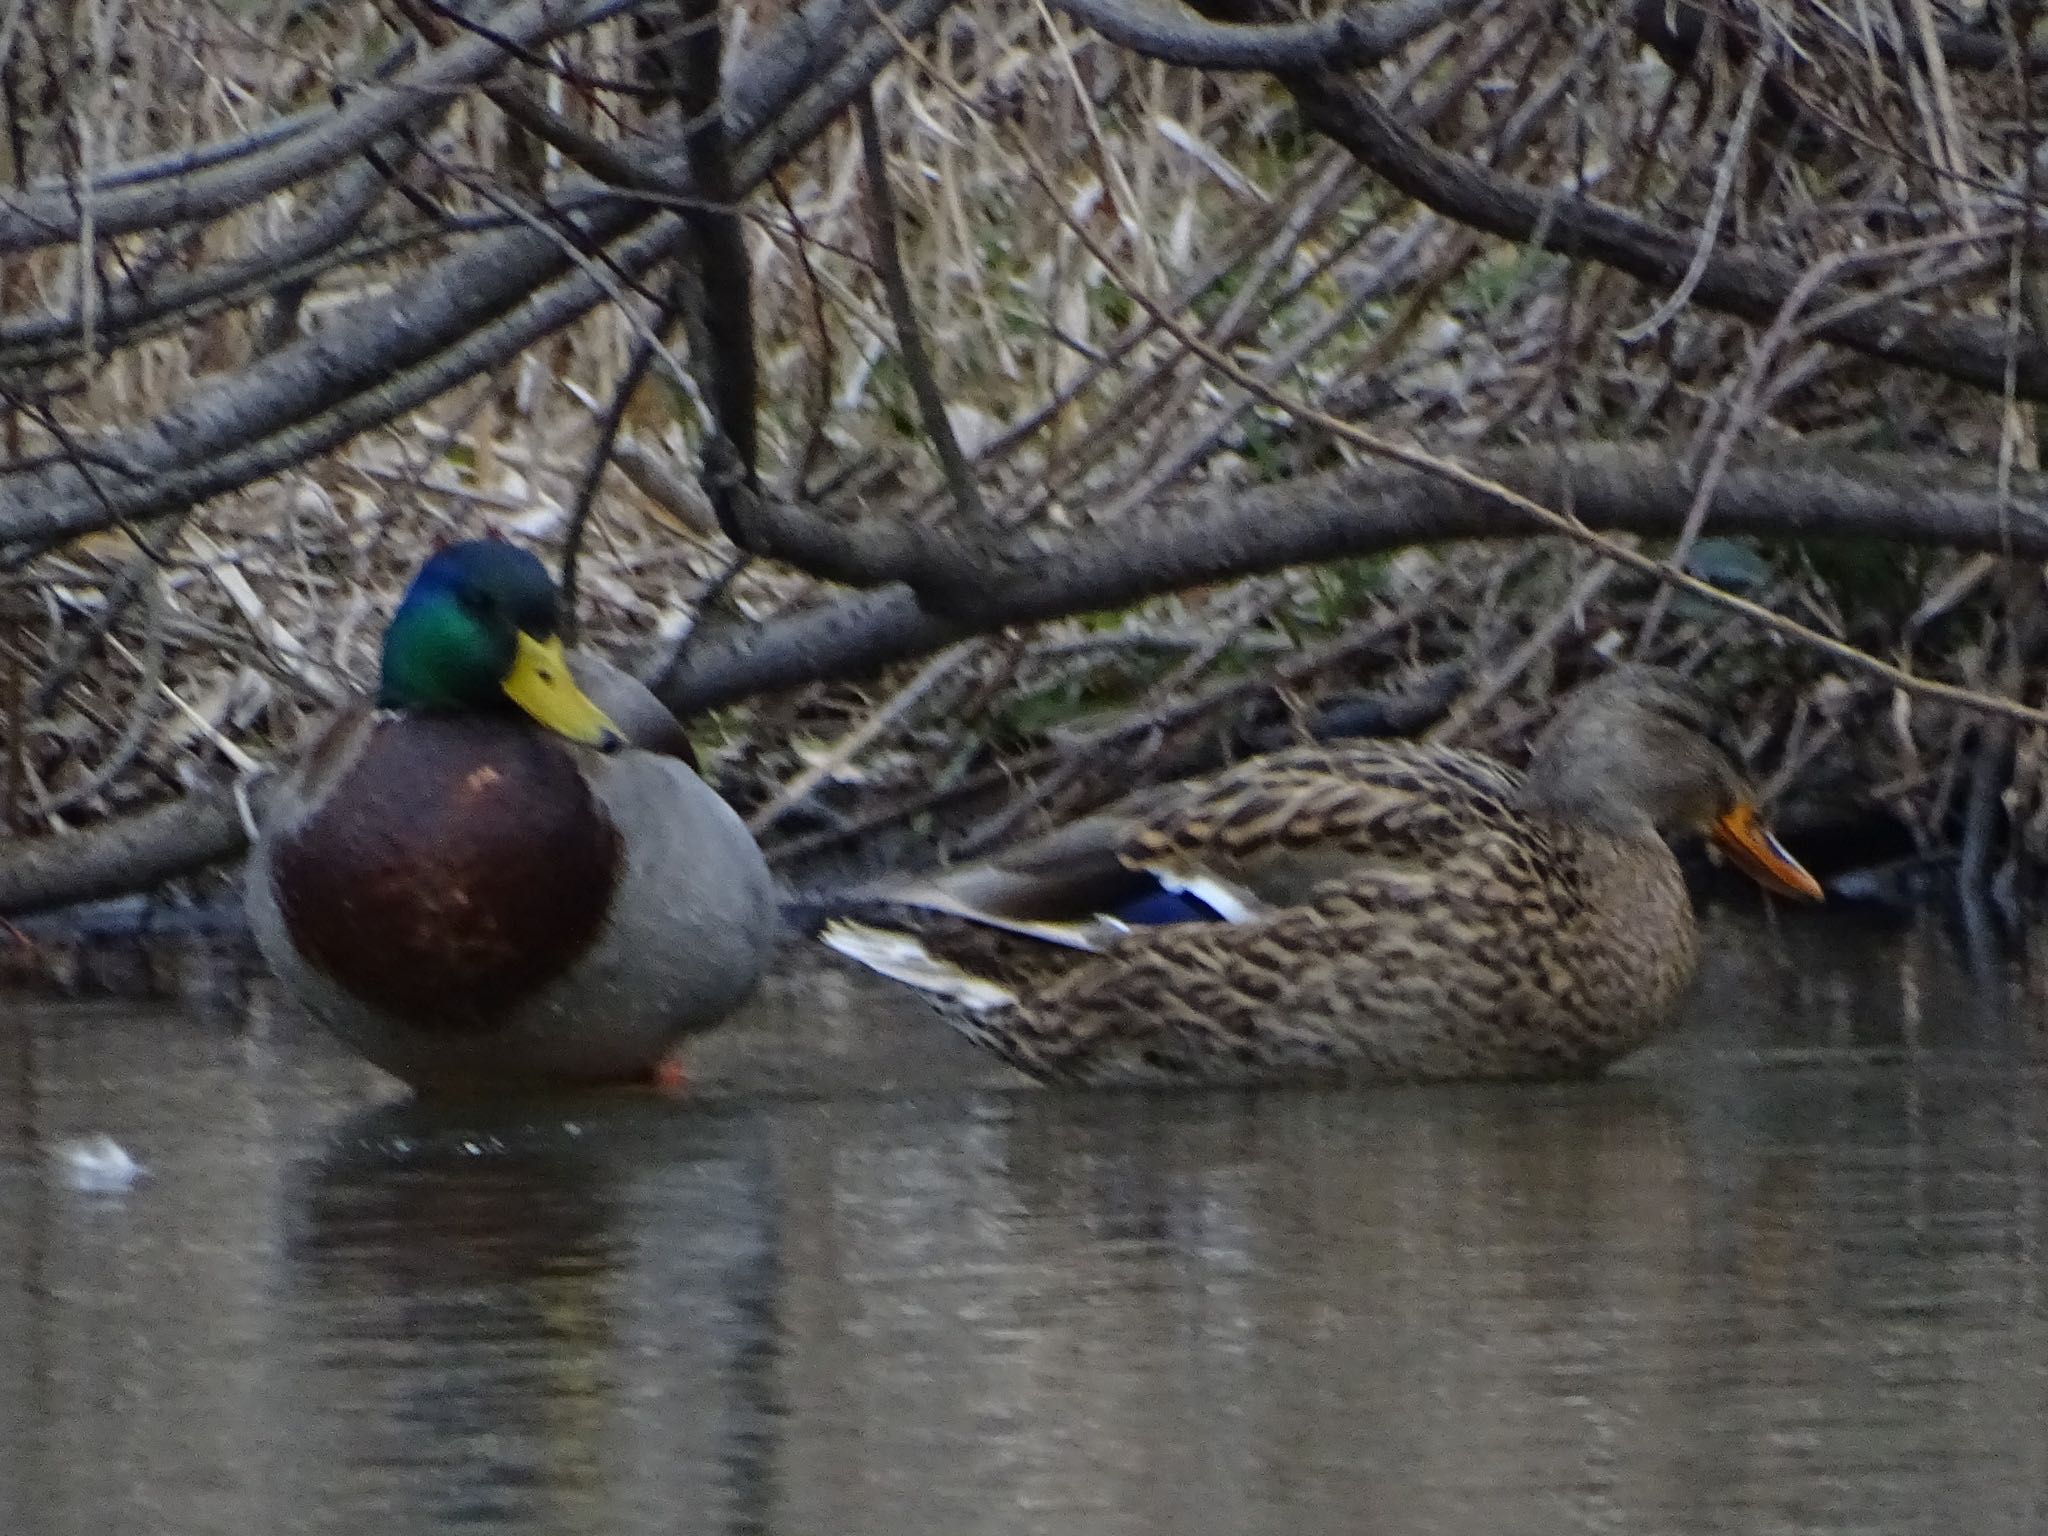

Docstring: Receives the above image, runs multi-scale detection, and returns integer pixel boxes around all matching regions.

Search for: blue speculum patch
[1112,881,1227,925]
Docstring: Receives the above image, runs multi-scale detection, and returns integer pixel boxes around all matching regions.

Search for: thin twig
[856,85,987,524]
[1636,250,1851,649]
[748,641,974,832]
[560,274,688,637]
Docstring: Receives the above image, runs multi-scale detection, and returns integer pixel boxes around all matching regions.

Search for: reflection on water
[5,910,2048,1535]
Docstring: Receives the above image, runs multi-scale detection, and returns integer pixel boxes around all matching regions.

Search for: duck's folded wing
[1119,743,1528,914]
[868,812,1147,947]
[871,741,1528,937]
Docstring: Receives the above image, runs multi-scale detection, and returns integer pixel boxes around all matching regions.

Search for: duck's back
[1119,741,1530,903]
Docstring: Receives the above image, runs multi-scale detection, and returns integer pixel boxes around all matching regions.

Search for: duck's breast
[265,715,624,1031]
[1531,827,1699,1060]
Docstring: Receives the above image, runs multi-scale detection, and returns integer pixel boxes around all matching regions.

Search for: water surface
[5,909,2048,1535]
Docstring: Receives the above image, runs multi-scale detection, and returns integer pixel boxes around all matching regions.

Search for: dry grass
[3,0,2042,891]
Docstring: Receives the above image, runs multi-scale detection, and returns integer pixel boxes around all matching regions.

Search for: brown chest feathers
[272,716,624,1030]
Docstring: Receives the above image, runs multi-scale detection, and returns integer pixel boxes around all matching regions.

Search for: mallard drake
[822,666,1822,1086]
[246,540,776,1090]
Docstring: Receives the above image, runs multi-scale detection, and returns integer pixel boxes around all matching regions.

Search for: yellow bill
[1711,803,1824,903]
[502,632,623,750]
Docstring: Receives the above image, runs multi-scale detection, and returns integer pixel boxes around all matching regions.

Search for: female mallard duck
[246,539,776,1090]
[823,666,1822,1086]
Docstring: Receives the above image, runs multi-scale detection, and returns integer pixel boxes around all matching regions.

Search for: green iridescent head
[378,540,621,749]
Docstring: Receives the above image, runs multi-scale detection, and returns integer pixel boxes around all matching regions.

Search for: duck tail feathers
[820,920,1019,1013]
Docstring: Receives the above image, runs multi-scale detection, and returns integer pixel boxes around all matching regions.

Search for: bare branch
[0,0,629,254]
[20,41,418,193]
[0,0,960,555]
[1221,19,2048,399]
[0,781,253,916]
[658,442,990,603]
[676,0,762,495]
[654,445,2048,714]
[1049,0,1475,72]
[1631,0,2048,83]
[856,85,986,524]
[0,136,438,371]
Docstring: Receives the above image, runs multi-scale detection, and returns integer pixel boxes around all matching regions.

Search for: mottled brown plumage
[823,667,1821,1087]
